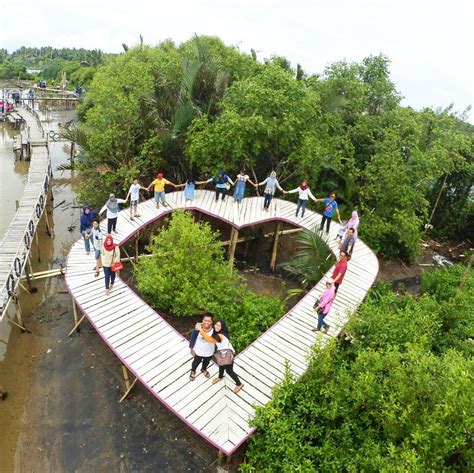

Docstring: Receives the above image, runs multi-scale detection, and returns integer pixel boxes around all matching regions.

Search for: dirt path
[2,278,218,473]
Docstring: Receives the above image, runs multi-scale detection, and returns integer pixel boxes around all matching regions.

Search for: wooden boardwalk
[0,107,50,318]
[65,190,379,455]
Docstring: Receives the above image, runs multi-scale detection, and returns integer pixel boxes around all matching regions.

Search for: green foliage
[243,265,474,472]
[134,211,284,351]
[279,229,334,300]
[76,36,473,260]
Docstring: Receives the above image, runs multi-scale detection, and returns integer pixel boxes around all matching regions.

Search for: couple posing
[189,314,244,394]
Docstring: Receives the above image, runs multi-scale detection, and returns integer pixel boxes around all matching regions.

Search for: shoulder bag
[213,349,234,366]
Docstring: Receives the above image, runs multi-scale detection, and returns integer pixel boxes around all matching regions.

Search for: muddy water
[0,106,220,472]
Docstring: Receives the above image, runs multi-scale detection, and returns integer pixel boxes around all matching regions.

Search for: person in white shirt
[197,318,244,394]
[89,218,103,277]
[99,193,127,234]
[189,313,215,381]
[233,170,256,203]
[125,178,147,220]
[285,180,317,217]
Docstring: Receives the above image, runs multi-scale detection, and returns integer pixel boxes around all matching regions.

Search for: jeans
[107,217,117,234]
[191,355,212,373]
[320,215,332,233]
[154,191,165,203]
[296,198,308,217]
[83,232,91,253]
[317,310,329,330]
[94,249,101,260]
[218,363,242,386]
[103,266,116,289]
[215,187,227,201]
[263,193,273,209]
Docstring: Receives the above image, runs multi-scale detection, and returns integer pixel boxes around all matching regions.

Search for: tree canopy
[73,36,473,261]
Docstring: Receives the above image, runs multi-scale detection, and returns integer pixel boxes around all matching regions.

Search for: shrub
[134,211,285,350]
[242,265,474,472]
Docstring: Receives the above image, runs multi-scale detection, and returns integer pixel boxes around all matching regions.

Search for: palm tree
[142,36,231,178]
[279,229,335,302]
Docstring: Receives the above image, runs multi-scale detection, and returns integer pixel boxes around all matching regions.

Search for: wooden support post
[121,246,136,268]
[119,365,138,402]
[270,222,282,271]
[35,231,41,263]
[217,450,224,466]
[10,294,30,333]
[44,205,52,237]
[68,314,86,337]
[70,141,76,160]
[122,365,131,391]
[119,376,138,403]
[228,227,239,267]
[134,234,139,264]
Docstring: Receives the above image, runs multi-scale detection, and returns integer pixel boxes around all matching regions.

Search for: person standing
[344,211,360,239]
[312,279,336,333]
[189,313,215,381]
[257,171,285,211]
[332,252,348,294]
[340,228,356,255]
[101,235,121,296]
[125,178,147,220]
[147,173,177,209]
[90,218,103,277]
[80,204,96,255]
[176,178,208,202]
[99,194,127,234]
[197,319,244,394]
[233,170,256,203]
[285,180,317,218]
[315,193,341,234]
[208,171,234,202]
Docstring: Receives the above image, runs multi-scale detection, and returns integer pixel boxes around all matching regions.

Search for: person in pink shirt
[312,279,336,333]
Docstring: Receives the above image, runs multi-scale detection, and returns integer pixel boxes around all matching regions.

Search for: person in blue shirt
[315,193,341,234]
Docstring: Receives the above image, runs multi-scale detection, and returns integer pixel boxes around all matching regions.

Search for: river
[0,100,221,472]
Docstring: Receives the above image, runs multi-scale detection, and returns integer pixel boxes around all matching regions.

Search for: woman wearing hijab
[80,204,96,255]
[99,193,127,234]
[285,180,317,218]
[207,171,234,202]
[196,319,244,394]
[256,171,285,211]
[101,235,121,296]
[233,170,256,203]
[312,278,336,333]
[344,211,360,239]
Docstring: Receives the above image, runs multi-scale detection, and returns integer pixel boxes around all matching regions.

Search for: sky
[1,0,472,121]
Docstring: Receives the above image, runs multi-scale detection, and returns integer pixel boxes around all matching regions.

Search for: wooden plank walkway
[65,190,379,455]
[0,107,50,318]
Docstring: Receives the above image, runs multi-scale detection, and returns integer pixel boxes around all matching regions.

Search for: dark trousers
[296,198,308,217]
[218,363,242,386]
[320,215,332,233]
[107,217,117,233]
[191,355,212,373]
[215,188,227,201]
[263,193,273,209]
[334,282,340,294]
[103,266,116,289]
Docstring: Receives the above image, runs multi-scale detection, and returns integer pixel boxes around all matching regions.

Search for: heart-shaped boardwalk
[65,190,379,455]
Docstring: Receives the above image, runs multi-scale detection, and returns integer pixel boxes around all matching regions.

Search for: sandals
[233,384,244,394]
[202,370,210,379]
[212,378,222,385]
[94,271,100,277]
[189,372,196,381]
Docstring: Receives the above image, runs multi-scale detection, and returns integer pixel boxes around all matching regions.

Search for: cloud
[1,0,472,121]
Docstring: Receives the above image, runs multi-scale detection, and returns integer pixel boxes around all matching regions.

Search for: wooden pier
[65,190,379,456]
[0,106,51,323]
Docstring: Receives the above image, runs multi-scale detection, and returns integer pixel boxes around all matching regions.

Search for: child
[125,178,147,220]
[336,220,348,241]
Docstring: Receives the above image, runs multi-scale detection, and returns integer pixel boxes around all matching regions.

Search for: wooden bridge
[64,191,379,456]
[0,106,51,323]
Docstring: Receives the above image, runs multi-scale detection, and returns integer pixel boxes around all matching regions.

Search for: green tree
[242,265,474,472]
